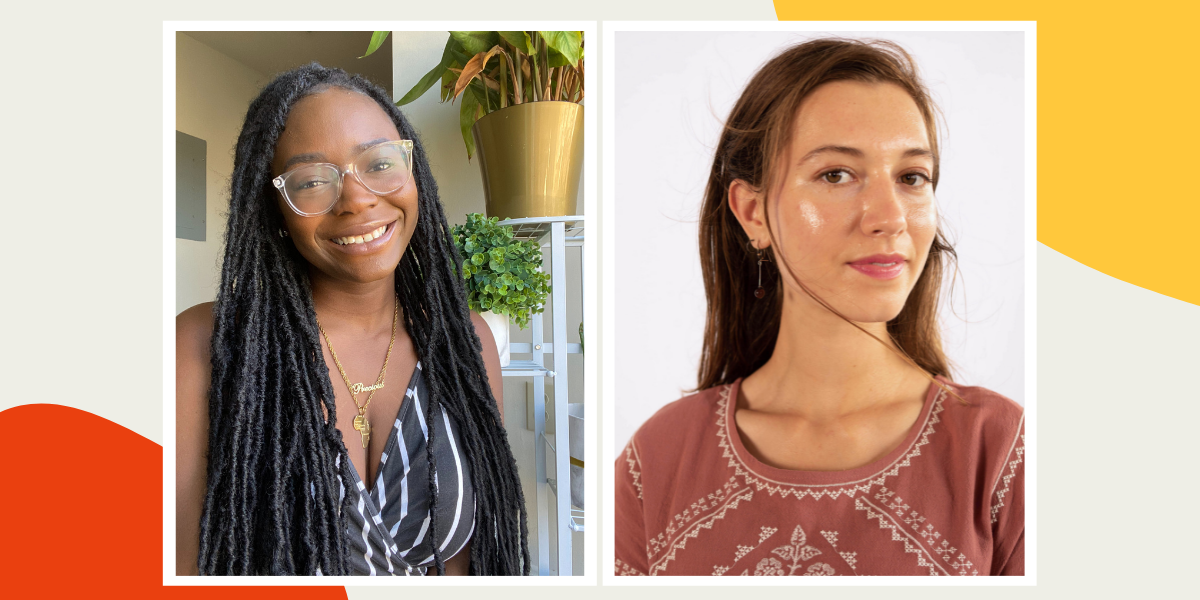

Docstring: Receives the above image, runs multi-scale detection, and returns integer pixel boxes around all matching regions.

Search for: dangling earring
[750,239,769,299]
[755,247,767,299]
[278,228,289,238]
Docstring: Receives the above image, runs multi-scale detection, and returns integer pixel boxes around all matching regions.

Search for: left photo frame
[165,23,597,585]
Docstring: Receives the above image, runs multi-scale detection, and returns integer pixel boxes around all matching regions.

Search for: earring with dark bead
[750,239,768,299]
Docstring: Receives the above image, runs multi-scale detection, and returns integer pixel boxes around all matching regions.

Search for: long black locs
[199,63,530,576]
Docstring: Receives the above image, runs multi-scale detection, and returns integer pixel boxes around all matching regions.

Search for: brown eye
[822,170,850,184]
[900,173,929,187]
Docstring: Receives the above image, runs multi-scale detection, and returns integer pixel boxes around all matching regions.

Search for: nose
[331,168,379,215]
[859,177,907,237]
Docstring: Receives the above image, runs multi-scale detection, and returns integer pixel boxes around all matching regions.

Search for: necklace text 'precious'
[350,382,385,394]
[315,296,400,450]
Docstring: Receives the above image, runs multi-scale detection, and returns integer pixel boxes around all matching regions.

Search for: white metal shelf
[545,475,585,533]
[500,360,552,378]
[497,215,585,576]
[499,215,584,242]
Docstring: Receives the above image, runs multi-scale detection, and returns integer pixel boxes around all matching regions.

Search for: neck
[743,287,920,420]
[309,269,397,334]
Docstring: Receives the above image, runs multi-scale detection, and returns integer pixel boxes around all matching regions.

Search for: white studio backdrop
[614,30,1026,451]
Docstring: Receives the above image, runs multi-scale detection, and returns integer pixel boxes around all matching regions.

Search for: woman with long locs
[177,64,529,576]
[615,39,1024,576]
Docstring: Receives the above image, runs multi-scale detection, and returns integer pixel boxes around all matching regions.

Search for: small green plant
[451,213,550,329]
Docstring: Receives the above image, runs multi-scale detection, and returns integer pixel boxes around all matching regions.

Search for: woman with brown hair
[614,38,1024,577]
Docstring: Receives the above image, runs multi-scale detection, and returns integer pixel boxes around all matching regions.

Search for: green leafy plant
[451,213,551,329]
[363,31,584,159]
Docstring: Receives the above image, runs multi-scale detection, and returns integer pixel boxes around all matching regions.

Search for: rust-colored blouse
[615,378,1025,576]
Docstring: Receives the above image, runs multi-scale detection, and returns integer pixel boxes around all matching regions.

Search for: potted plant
[364,31,585,220]
[450,213,551,366]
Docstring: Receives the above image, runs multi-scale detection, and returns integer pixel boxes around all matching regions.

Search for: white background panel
[0,1,1195,595]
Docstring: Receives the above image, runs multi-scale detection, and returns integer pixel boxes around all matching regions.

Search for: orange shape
[0,404,347,597]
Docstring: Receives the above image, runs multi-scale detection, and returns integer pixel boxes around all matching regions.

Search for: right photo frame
[603,22,1035,582]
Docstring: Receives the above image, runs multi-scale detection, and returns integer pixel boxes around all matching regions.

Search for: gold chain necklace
[315,295,399,449]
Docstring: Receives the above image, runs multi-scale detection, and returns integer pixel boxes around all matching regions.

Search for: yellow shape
[772,1,1199,306]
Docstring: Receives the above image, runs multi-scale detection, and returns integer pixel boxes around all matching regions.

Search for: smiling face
[735,80,938,324]
[271,87,419,285]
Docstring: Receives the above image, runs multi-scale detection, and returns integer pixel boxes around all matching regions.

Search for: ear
[728,179,770,250]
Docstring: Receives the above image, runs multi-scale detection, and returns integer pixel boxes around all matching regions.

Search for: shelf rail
[497,215,585,576]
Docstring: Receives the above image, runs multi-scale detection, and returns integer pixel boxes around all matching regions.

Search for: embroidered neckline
[714,377,947,500]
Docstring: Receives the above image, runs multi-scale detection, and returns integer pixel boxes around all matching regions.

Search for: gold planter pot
[471,101,584,220]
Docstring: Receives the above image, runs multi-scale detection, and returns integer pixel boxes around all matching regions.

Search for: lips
[848,253,906,280]
[327,220,397,255]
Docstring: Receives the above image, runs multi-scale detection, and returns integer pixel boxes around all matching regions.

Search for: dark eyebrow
[902,147,935,160]
[283,152,327,170]
[352,138,392,154]
[798,145,934,164]
[281,138,394,170]
[799,145,863,163]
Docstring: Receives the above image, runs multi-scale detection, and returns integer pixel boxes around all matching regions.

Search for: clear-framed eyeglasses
[272,139,414,217]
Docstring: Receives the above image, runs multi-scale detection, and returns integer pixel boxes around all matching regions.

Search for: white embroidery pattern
[712,526,777,576]
[714,385,946,500]
[753,558,786,576]
[821,530,858,574]
[770,524,825,574]
[875,487,977,576]
[739,524,835,576]
[615,557,646,576]
[804,563,836,576]
[623,441,644,501]
[991,428,1025,524]
[647,476,753,575]
[855,496,948,576]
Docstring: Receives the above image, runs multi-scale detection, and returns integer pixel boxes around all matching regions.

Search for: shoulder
[935,382,1026,539]
[944,381,1024,429]
[177,302,215,342]
[935,380,1024,462]
[629,383,730,459]
[176,302,215,362]
[176,303,215,412]
[468,311,500,364]
[469,311,494,344]
[467,311,505,413]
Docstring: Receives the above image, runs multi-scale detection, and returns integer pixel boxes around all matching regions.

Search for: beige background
[1,0,1196,596]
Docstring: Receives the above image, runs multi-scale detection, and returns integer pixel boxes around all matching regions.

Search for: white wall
[614,31,1027,451]
[175,33,266,314]
[391,32,488,231]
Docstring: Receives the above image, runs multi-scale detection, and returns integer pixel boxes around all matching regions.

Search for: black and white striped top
[336,362,476,576]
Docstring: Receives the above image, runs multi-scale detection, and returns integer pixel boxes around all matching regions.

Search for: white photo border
[164,19,599,587]
[600,19,1037,587]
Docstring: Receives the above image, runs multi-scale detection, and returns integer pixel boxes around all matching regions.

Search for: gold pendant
[350,382,385,394]
[353,414,371,449]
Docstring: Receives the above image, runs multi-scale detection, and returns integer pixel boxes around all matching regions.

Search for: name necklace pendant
[316,296,400,450]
